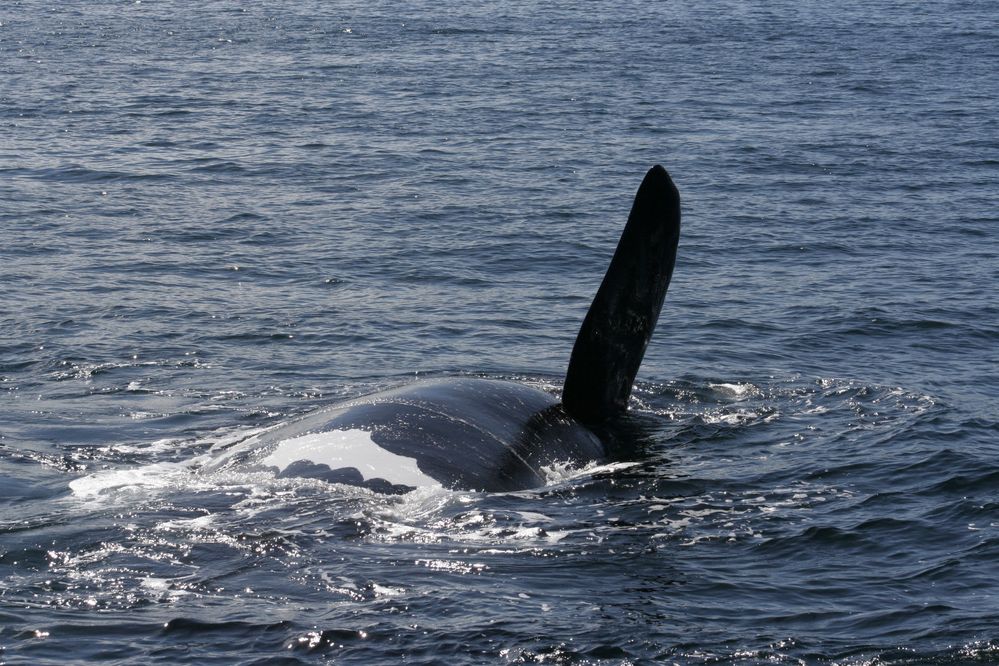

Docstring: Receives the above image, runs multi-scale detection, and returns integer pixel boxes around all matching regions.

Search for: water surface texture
[2,1,998,664]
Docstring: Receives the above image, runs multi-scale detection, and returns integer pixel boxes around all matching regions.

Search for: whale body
[205,166,680,492]
[205,378,603,492]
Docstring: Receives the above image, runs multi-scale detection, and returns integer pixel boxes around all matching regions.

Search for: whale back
[562,165,681,424]
[205,378,605,492]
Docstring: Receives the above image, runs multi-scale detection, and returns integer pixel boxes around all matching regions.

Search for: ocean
[2,1,997,663]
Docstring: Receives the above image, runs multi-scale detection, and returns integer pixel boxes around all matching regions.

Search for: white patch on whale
[261,429,441,489]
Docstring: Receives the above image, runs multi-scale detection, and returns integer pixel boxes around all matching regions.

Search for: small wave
[52,357,210,381]
[10,165,175,183]
[430,27,496,36]
[162,617,292,637]
[188,161,246,174]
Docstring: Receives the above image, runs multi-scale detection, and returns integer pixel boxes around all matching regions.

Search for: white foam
[371,583,405,597]
[141,577,191,600]
[261,429,441,489]
[540,460,639,485]
[155,514,215,531]
[709,382,756,398]
[69,462,191,499]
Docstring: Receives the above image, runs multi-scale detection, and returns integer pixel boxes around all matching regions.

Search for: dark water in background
[2,1,998,663]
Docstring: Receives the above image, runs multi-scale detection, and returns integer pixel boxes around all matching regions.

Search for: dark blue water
[2,1,998,663]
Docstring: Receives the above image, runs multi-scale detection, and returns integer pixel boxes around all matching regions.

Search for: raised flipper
[562,165,681,424]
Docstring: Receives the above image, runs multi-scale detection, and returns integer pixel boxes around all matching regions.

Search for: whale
[204,165,681,492]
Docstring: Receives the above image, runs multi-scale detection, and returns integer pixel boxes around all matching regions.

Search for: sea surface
[2,1,997,664]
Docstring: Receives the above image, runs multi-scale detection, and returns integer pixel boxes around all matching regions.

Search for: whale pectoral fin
[562,165,681,424]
